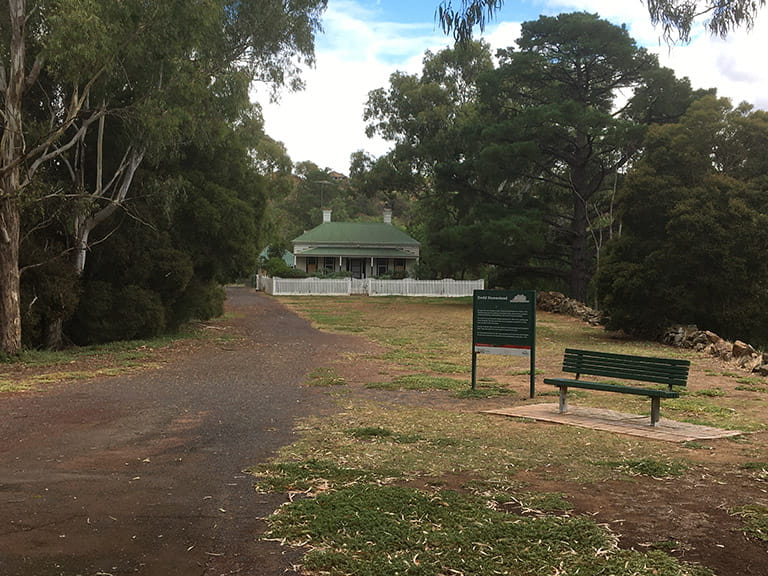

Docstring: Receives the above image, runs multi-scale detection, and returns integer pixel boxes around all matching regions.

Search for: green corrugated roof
[292,222,420,245]
[297,247,416,257]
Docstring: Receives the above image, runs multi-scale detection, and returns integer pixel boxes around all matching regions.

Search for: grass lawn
[252,295,768,576]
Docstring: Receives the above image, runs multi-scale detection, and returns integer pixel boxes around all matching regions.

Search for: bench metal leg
[558,386,568,413]
[650,397,661,426]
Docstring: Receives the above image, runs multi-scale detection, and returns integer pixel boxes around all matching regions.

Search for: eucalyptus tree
[0,0,326,354]
[436,0,767,43]
[364,41,498,278]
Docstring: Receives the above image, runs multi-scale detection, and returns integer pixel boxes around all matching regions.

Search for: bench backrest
[562,348,690,389]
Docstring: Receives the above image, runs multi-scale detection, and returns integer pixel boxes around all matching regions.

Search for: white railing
[369,278,484,297]
[261,276,351,296]
[256,275,484,297]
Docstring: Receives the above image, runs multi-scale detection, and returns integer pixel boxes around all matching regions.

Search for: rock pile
[537,291,604,326]
[535,292,767,376]
[663,325,768,375]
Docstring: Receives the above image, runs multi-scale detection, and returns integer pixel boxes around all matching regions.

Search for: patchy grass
[365,374,516,398]
[265,483,712,576]
[307,367,346,387]
[598,458,688,479]
[730,504,768,541]
[735,377,768,392]
[266,295,768,575]
[268,400,699,485]
[366,374,469,392]
[688,387,726,397]
[0,322,222,393]
[0,379,29,393]
[251,459,383,494]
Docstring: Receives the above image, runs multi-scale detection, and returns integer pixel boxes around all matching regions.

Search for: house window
[376,258,388,276]
[323,257,335,271]
[394,258,406,271]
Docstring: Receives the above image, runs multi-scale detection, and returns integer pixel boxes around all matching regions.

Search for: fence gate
[350,278,369,295]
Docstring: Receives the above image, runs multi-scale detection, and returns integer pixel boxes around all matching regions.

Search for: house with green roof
[292,209,420,279]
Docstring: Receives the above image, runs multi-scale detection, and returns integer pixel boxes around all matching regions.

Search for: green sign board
[472,290,536,397]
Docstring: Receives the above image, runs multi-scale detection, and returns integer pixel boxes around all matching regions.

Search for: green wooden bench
[543,348,690,426]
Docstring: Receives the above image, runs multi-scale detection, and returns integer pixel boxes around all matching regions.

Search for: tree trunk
[0,198,21,355]
[45,316,64,350]
[570,193,590,303]
[0,0,27,355]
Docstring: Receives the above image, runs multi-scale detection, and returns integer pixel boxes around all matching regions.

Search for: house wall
[294,255,417,278]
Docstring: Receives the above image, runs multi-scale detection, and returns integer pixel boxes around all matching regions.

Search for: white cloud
[252,1,768,174]
[251,2,452,173]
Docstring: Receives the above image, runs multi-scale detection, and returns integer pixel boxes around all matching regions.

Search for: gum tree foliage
[437,0,767,43]
[0,0,326,353]
[364,41,499,280]
[64,112,269,344]
[597,96,768,344]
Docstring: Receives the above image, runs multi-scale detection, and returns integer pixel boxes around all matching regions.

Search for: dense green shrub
[68,282,165,344]
[260,257,307,278]
[598,97,768,344]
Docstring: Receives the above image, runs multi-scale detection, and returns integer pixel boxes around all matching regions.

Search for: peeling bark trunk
[0,199,21,355]
[45,316,64,350]
[0,0,27,355]
[71,147,145,276]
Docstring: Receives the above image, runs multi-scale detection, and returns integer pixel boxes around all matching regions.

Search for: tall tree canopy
[365,13,699,298]
[597,96,768,343]
[0,0,326,354]
[437,0,767,43]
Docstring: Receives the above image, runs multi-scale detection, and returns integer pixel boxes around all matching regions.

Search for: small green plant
[347,426,394,439]
[307,367,346,386]
[600,458,687,478]
[730,504,768,541]
[741,462,768,470]
[735,377,767,392]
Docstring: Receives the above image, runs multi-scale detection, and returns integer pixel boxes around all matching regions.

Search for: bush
[68,282,165,344]
[310,270,352,279]
[169,279,226,327]
[260,257,307,278]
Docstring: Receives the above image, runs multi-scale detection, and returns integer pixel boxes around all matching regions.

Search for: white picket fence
[255,275,484,297]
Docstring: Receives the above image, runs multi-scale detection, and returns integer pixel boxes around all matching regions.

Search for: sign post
[472,290,536,398]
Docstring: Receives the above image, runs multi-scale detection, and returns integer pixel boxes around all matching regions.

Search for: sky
[250,0,768,174]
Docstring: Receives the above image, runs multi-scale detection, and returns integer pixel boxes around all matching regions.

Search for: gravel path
[0,287,353,576]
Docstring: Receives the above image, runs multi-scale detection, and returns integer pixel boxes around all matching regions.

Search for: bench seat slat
[561,365,688,386]
[543,378,680,398]
[563,348,690,366]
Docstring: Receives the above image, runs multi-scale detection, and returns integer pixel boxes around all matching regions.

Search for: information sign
[472,290,536,396]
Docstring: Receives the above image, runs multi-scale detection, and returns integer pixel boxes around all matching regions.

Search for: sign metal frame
[471,290,536,397]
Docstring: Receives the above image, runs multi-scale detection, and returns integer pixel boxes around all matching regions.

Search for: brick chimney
[323,209,332,223]
[383,208,393,224]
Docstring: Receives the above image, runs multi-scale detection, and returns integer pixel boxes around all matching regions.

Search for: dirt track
[0,287,356,576]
